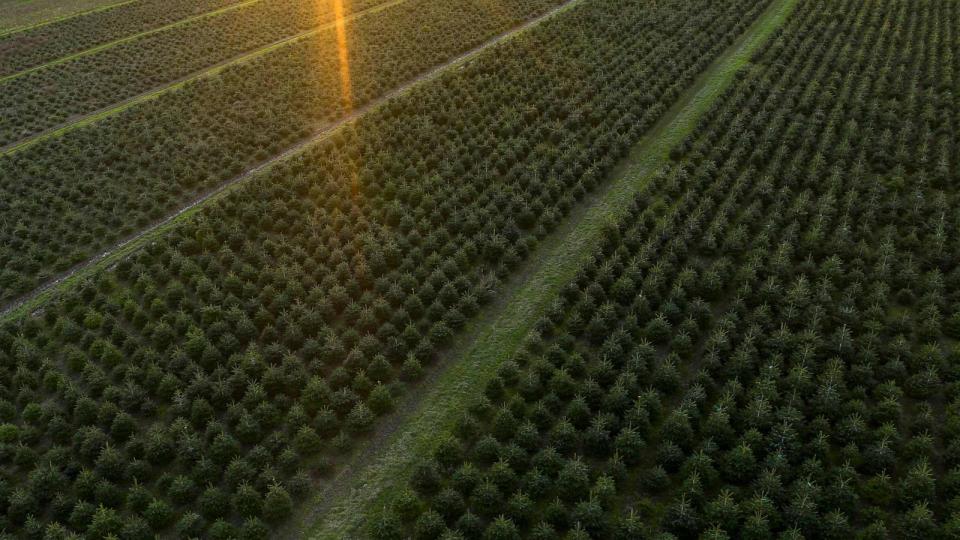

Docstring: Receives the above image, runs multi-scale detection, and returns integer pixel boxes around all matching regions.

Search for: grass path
[0,0,582,322]
[305,0,799,537]
[0,0,409,156]
[0,0,261,82]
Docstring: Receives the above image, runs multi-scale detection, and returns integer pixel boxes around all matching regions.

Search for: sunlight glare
[332,0,353,113]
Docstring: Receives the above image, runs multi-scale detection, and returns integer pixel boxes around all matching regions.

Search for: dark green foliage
[0,0,570,299]
[6,0,955,538]
[390,0,960,537]
[239,517,270,540]
[0,0,242,75]
[262,484,292,523]
[0,0,398,145]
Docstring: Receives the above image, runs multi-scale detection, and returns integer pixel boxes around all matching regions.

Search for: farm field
[0,0,127,32]
[0,0,569,303]
[0,0,401,147]
[372,0,960,538]
[0,0,246,74]
[0,0,956,539]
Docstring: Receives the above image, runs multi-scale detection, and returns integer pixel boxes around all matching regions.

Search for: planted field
[0,0,773,536]
[0,0,568,303]
[0,0,245,76]
[0,0,127,33]
[0,0,397,147]
[1,0,956,538]
[379,0,960,538]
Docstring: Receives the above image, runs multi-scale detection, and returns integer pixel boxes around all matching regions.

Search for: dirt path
[0,0,583,320]
[0,0,410,155]
[302,0,799,537]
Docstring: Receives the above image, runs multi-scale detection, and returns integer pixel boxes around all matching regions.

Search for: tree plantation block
[383,0,960,538]
[0,0,770,536]
[2,0,954,538]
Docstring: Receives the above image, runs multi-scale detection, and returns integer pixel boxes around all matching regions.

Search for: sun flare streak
[332,0,353,113]
[327,0,359,197]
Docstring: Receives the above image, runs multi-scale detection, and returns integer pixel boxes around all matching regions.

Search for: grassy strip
[0,0,410,156]
[305,0,799,537]
[0,0,581,322]
[0,0,261,83]
[0,0,137,37]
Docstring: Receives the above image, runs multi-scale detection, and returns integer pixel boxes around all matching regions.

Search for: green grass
[304,0,799,537]
[0,0,261,83]
[0,0,410,156]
